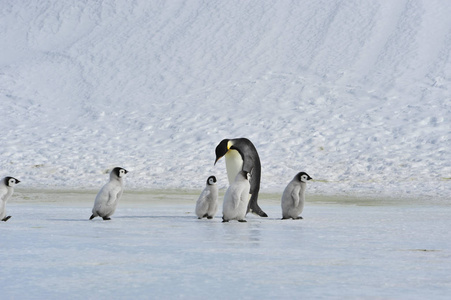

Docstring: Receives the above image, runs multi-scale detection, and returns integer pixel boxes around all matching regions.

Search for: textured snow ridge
[1,1,450,199]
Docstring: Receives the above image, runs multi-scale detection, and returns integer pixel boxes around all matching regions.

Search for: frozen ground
[1,190,450,299]
[0,1,450,199]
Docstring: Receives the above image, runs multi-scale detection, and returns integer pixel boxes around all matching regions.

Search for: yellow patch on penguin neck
[227,140,233,150]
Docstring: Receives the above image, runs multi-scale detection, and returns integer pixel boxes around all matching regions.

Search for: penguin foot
[248,205,268,217]
[102,217,111,220]
[222,218,229,223]
[89,215,96,220]
[202,213,209,218]
[2,216,11,222]
[282,216,303,220]
[238,219,247,223]
[207,216,213,219]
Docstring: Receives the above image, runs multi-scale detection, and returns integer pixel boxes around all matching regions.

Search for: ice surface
[0,1,450,199]
[1,190,450,299]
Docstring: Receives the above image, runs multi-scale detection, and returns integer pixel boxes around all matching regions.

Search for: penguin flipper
[291,190,300,208]
[198,188,210,201]
[106,192,118,206]
[0,189,7,201]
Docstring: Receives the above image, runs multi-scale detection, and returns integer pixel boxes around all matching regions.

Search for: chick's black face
[207,175,217,185]
[214,139,229,165]
[298,172,312,182]
[113,167,128,178]
[5,177,20,187]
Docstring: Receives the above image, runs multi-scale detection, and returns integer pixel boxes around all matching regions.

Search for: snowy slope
[1,0,450,198]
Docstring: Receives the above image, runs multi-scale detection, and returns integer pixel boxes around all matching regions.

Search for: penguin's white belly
[223,180,250,220]
[224,149,243,185]
[206,185,219,216]
[93,183,122,217]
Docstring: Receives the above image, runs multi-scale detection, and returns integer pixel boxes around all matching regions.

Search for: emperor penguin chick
[90,167,128,220]
[0,177,20,222]
[222,170,251,223]
[195,176,218,219]
[281,172,312,220]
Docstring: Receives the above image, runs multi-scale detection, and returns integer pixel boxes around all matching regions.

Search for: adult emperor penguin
[222,170,251,222]
[195,175,218,219]
[0,177,20,222]
[281,172,312,220]
[214,138,268,217]
[90,167,128,220]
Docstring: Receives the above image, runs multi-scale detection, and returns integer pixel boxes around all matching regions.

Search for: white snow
[1,0,450,198]
[1,1,451,297]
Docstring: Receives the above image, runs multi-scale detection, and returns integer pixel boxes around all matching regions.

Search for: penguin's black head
[214,139,230,165]
[241,170,251,181]
[4,177,20,187]
[207,175,217,185]
[297,172,312,183]
[112,167,128,178]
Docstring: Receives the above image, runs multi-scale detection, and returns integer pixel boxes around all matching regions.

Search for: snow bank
[1,1,450,199]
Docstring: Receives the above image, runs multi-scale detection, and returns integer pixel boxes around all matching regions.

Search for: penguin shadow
[48,214,220,222]
[47,213,288,222]
[46,216,192,222]
[48,218,93,222]
[114,214,195,220]
[47,214,192,222]
[47,214,301,222]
